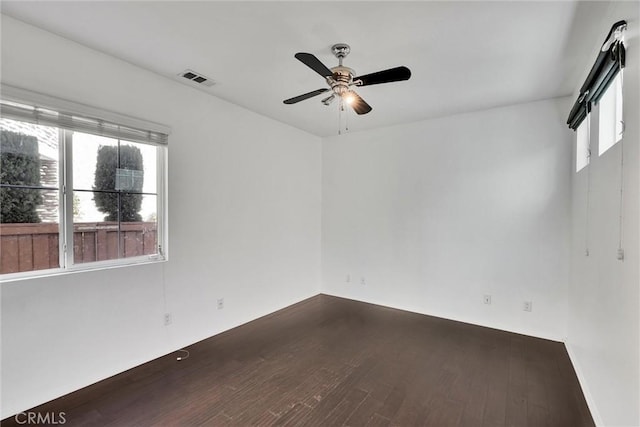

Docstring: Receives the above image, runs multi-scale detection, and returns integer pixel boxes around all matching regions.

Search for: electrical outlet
[164,313,172,326]
[346,274,351,283]
[217,298,224,310]
[483,295,491,305]
[360,277,366,285]
[524,301,532,312]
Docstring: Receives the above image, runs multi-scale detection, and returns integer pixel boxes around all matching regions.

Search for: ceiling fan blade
[354,66,411,87]
[283,88,329,104]
[348,91,372,115]
[295,53,334,78]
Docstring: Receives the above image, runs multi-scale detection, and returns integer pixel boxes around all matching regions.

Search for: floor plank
[1,295,594,427]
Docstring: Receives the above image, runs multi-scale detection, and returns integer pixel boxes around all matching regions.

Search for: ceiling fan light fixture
[343,93,355,105]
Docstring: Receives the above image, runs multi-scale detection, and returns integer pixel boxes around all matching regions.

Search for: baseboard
[565,342,603,426]
[320,291,564,342]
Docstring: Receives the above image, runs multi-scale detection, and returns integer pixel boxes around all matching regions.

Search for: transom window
[0,86,168,279]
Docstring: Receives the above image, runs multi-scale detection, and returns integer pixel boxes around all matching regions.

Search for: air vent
[179,69,215,87]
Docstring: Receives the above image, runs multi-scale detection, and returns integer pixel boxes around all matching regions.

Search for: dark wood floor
[2,294,594,426]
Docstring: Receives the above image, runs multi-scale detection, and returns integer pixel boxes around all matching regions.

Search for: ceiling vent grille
[179,69,215,87]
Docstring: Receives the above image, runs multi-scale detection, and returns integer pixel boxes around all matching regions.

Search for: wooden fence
[0,222,157,274]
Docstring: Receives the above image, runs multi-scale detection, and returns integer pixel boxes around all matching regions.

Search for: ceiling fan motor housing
[328,66,355,95]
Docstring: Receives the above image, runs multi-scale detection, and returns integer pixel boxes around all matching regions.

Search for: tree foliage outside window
[0,130,42,223]
[93,144,144,222]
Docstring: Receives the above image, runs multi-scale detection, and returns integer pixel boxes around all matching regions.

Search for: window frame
[0,85,169,281]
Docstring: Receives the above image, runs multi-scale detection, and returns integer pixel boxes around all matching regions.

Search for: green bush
[0,130,42,223]
[93,144,144,222]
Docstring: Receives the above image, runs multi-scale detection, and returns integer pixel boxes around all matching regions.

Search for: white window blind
[0,84,169,145]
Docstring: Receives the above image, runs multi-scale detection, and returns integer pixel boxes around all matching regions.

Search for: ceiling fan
[283,43,411,115]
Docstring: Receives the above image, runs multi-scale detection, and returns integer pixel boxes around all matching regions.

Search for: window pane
[73,191,118,264]
[72,133,118,192]
[73,190,107,223]
[73,221,119,264]
[141,144,157,194]
[72,192,157,263]
[0,119,59,188]
[71,132,159,264]
[1,119,61,274]
[119,141,157,194]
[0,189,60,273]
[598,73,622,155]
[123,195,157,258]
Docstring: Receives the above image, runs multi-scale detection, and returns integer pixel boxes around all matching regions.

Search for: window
[0,86,168,278]
[576,119,590,172]
[598,72,623,155]
[0,121,62,272]
[566,20,625,155]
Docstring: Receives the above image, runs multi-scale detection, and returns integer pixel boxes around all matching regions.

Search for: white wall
[322,97,572,341]
[3,4,638,424]
[0,15,322,419]
[566,2,640,426]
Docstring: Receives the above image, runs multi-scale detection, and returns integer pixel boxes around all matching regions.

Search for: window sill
[0,255,167,284]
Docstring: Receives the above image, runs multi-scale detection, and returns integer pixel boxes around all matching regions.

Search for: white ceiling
[1,1,610,137]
